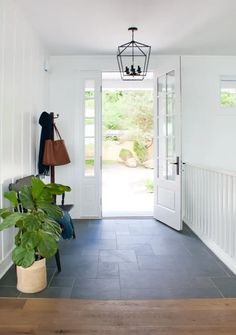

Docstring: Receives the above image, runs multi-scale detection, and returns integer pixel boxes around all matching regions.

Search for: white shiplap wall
[181,56,236,275]
[183,164,236,274]
[0,0,48,277]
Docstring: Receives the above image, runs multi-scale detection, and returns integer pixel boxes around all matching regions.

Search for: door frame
[73,56,182,220]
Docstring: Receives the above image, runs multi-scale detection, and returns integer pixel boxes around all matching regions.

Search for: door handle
[170,156,180,175]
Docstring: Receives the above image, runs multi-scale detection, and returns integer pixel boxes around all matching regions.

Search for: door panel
[154,59,182,230]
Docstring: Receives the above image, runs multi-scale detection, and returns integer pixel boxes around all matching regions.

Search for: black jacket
[38,112,53,175]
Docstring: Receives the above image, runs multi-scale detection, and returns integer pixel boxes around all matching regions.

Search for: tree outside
[221,91,236,107]
[102,90,154,168]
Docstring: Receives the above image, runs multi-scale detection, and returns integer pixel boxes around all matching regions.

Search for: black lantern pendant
[117,27,151,81]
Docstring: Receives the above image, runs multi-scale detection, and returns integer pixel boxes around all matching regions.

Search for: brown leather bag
[43,124,70,166]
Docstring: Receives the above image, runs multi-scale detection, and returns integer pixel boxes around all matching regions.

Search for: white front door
[154,59,182,230]
[77,71,102,218]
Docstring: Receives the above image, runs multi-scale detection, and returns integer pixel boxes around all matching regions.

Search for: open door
[154,58,182,230]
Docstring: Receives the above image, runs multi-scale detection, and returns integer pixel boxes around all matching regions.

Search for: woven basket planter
[16,258,47,293]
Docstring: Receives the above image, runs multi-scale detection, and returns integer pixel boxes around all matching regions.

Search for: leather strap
[54,124,62,140]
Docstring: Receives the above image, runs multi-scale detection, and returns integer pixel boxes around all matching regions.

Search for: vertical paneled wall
[181,56,236,274]
[183,164,236,274]
[0,0,48,277]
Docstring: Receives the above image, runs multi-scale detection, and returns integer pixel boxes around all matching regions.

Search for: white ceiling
[16,0,236,55]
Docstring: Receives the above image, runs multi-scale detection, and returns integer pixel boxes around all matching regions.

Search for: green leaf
[15,230,21,246]
[19,186,34,210]
[48,219,62,233]
[38,231,58,258]
[37,188,53,203]
[12,245,35,268]
[23,214,40,231]
[21,231,40,250]
[43,218,62,238]
[31,177,45,200]
[0,208,13,219]
[4,191,18,207]
[37,202,63,220]
[15,220,24,229]
[46,183,71,195]
[0,213,25,231]
[36,211,47,222]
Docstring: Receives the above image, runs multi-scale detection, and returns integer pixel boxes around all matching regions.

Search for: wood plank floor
[0,299,236,334]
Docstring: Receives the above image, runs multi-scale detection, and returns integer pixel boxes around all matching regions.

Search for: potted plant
[0,177,71,293]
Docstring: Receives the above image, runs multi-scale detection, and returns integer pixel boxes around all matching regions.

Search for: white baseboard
[185,219,236,275]
[0,250,13,279]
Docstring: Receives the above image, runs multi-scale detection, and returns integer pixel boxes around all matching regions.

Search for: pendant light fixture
[117,27,151,81]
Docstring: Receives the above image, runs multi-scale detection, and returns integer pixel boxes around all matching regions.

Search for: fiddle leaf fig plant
[0,177,71,268]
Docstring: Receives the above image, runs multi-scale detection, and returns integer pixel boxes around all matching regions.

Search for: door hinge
[100,197,102,215]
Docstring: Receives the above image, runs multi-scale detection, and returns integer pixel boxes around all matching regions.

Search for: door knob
[169,157,180,175]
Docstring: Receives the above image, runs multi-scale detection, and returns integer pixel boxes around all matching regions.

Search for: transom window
[220,76,236,108]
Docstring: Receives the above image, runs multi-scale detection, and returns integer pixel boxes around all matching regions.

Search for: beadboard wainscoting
[0,0,48,278]
[183,163,236,274]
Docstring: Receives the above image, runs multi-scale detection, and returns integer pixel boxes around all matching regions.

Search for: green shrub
[146,179,154,193]
[220,92,236,107]
[133,140,148,163]
[119,148,133,161]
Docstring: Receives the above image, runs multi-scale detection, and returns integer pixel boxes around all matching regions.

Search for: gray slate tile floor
[0,218,236,299]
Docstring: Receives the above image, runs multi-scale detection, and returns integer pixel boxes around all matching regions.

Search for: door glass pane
[157,75,166,117]
[85,138,95,176]
[85,137,95,158]
[220,76,236,108]
[85,159,95,176]
[167,136,175,158]
[167,95,175,115]
[167,70,175,116]
[160,116,166,136]
[157,71,176,181]
[85,80,95,97]
[158,159,175,180]
[161,116,175,137]
[84,79,95,176]
[167,70,175,93]
[158,96,166,116]
[85,99,95,117]
[85,118,95,137]
[85,80,95,117]
[158,75,166,94]
[167,116,174,136]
